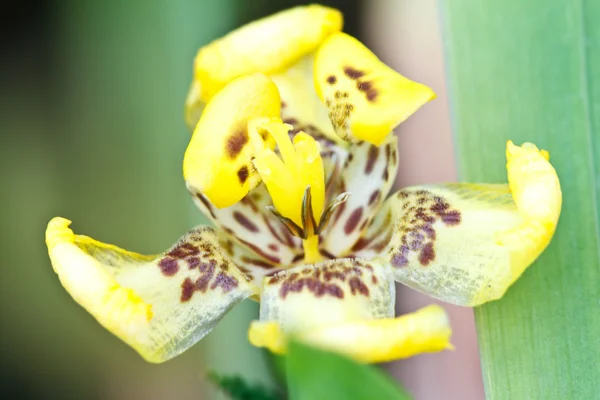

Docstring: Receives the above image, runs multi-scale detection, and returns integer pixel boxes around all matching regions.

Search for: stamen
[254,121,325,230]
[254,120,327,264]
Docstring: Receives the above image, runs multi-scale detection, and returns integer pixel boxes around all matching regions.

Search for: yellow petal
[190,5,342,105]
[46,217,257,363]
[183,74,280,208]
[249,305,452,363]
[372,141,561,306]
[270,55,341,144]
[314,32,435,145]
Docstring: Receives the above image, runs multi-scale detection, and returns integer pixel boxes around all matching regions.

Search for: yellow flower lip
[192,5,343,105]
[249,304,452,363]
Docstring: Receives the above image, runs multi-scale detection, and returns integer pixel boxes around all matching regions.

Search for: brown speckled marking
[168,243,199,259]
[210,271,239,292]
[225,127,248,159]
[390,190,462,268]
[158,258,179,276]
[327,75,337,84]
[343,66,365,79]
[274,259,376,300]
[241,256,275,269]
[196,193,216,219]
[368,190,381,206]
[344,207,364,234]
[239,238,281,264]
[357,80,378,102]
[237,166,249,184]
[349,276,369,296]
[156,229,246,302]
[233,211,259,232]
[365,145,379,174]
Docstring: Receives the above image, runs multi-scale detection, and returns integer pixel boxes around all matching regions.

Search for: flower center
[253,120,326,263]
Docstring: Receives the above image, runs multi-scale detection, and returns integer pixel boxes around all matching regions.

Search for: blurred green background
[0,1,360,399]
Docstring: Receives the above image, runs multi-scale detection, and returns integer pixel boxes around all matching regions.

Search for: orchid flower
[45,5,561,364]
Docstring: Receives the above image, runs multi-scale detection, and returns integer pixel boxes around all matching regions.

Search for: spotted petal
[192,184,303,279]
[371,141,561,306]
[45,217,257,363]
[314,32,435,145]
[320,135,399,258]
[248,258,452,363]
[185,4,343,128]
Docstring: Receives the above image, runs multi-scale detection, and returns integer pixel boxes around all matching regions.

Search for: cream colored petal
[320,135,399,258]
[46,217,257,363]
[258,258,395,333]
[372,142,561,306]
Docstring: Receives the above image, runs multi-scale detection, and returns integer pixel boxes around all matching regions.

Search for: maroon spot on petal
[382,168,389,182]
[343,66,365,79]
[441,210,461,226]
[344,207,363,234]
[180,278,196,302]
[365,145,379,174]
[241,256,275,269]
[368,190,381,206]
[351,237,371,252]
[210,271,239,293]
[168,242,200,259]
[196,193,216,219]
[238,238,281,264]
[282,118,299,126]
[327,75,337,84]
[233,211,259,232]
[319,249,337,260]
[225,127,249,159]
[391,245,410,268]
[195,261,216,293]
[187,257,200,269]
[349,277,370,296]
[237,166,249,184]
[158,257,179,276]
[268,243,278,251]
[419,242,436,266]
[357,80,379,102]
[291,253,304,263]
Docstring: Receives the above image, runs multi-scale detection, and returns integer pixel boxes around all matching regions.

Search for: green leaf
[440,0,600,398]
[286,341,411,400]
[208,371,282,400]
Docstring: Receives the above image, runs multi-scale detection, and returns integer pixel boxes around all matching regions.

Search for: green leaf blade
[286,341,411,400]
[440,0,600,398]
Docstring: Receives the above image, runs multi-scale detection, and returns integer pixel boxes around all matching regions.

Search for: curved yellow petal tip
[314,32,435,145]
[45,217,153,340]
[183,74,281,208]
[248,321,287,354]
[249,305,451,364]
[190,5,343,106]
[502,140,562,282]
